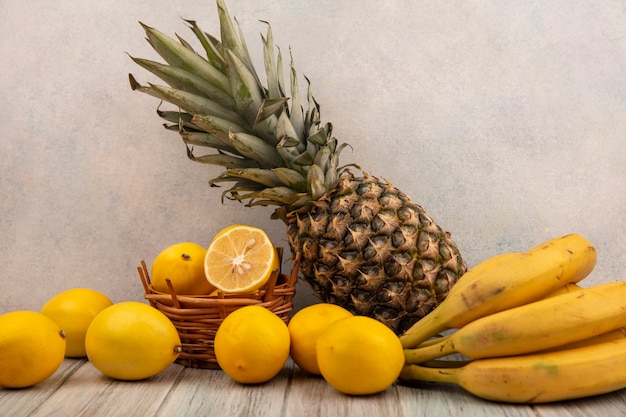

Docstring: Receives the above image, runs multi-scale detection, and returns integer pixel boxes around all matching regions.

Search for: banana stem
[399,363,459,384]
[415,334,451,348]
[399,310,450,349]
[404,335,457,364]
[420,359,470,368]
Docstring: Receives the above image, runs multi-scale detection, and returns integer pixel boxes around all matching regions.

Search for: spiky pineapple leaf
[257,98,288,124]
[306,164,327,200]
[276,110,303,149]
[176,33,196,52]
[223,46,282,145]
[179,131,241,155]
[211,167,284,188]
[313,146,331,174]
[191,114,249,145]
[291,149,315,167]
[223,49,266,129]
[186,147,256,168]
[212,180,265,203]
[307,123,332,146]
[272,167,307,192]
[183,19,226,73]
[156,108,201,130]
[228,131,283,169]
[289,55,306,139]
[244,186,303,206]
[276,137,304,167]
[261,23,281,100]
[140,22,230,94]
[135,82,248,128]
[304,75,321,135]
[276,47,286,101]
[129,56,236,109]
[216,0,259,83]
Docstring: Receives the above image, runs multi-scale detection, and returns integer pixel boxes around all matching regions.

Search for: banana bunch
[398,233,626,403]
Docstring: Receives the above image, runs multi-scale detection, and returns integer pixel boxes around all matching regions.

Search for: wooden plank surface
[532,389,626,417]
[28,360,184,417]
[0,359,83,417]
[0,359,624,417]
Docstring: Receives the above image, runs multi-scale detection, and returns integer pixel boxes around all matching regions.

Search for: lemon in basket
[0,310,66,388]
[288,303,353,375]
[316,315,405,395]
[214,305,290,384]
[85,302,181,380]
[41,288,113,357]
[204,225,279,293]
[151,242,216,295]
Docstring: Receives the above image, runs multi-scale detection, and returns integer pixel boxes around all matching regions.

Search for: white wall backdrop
[1,0,625,314]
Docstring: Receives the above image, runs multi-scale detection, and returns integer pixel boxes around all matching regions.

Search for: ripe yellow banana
[400,338,626,403]
[449,252,522,295]
[543,281,583,298]
[399,233,596,348]
[541,326,626,352]
[412,252,521,348]
[530,282,626,350]
[413,280,582,350]
[405,281,626,363]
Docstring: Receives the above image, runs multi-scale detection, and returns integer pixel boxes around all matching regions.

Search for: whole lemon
[214,305,290,384]
[288,303,353,374]
[85,302,181,380]
[41,288,113,357]
[316,316,405,395]
[151,242,215,295]
[0,311,66,388]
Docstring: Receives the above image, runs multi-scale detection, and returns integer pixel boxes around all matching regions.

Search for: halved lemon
[204,225,279,293]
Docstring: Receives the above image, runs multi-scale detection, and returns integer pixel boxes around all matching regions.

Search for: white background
[1,0,625,313]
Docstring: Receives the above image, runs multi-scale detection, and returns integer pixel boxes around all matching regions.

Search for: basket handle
[138,261,158,308]
[262,247,283,302]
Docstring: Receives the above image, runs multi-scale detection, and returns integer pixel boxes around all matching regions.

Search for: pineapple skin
[287,173,466,334]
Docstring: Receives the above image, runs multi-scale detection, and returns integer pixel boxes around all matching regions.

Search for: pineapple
[129,0,466,334]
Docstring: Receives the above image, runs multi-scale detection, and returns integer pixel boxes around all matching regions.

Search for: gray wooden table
[1,358,625,417]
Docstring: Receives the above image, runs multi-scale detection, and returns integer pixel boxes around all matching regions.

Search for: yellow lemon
[204,225,279,293]
[151,242,215,295]
[41,288,113,357]
[85,302,181,380]
[0,311,66,388]
[288,303,353,374]
[214,305,290,384]
[316,316,405,395]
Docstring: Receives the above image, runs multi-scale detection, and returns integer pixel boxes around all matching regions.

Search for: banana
[413,281,583,350]
[449,252,522,295]
[541,326,626,352]
[540,282,626,351]
[411,252,521,348]
[543,281,583,298]
[404,281,626,363]
[400,338,626,403]
[399,233,596,348]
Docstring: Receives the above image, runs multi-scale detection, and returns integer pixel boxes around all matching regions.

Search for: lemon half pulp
[204,225,279,293]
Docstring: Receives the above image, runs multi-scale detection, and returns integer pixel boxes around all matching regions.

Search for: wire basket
[137,247,299,369]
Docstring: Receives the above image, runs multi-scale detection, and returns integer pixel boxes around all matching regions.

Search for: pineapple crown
[129,0,354,223]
